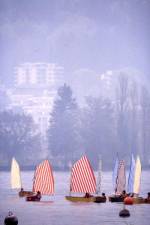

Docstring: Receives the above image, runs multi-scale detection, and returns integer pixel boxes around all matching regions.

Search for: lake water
[0,171,150,225]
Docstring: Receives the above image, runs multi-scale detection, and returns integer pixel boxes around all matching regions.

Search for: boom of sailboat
[10,155,150,204]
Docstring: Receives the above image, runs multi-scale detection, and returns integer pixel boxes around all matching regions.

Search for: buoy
[119,208,130,217]
[4,211,18,225]
[124,196,133,205]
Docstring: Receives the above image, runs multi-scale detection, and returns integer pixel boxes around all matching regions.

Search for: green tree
[80,96,116,169]
[47,84,80,169]
[0,111,42,166]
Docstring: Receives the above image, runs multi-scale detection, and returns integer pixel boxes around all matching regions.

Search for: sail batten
[11,157,22,189]
[33,160,54,195]
[70,155,96,193]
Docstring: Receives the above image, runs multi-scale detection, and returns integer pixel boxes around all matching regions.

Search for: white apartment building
[9,62,64,134]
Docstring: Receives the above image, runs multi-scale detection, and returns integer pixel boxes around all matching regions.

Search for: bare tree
[140,86,150,164]
[116,73,130,156]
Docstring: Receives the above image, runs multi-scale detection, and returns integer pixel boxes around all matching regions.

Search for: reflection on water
[0,171,150,225]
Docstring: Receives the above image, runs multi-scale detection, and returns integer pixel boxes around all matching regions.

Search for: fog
[0,0,150,169]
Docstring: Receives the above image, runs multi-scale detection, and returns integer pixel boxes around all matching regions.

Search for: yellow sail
[11,157,22,189]
[133,156,141,195]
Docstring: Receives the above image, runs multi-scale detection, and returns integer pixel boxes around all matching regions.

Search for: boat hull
[109,196,124,202]
[132,197,145,204]
[124,197,150,204]
[125,197,148,204]
[65,196,95,202]
[19,191,34,197]
[65,196,106,203]
[94,196,106,203]
[145,199,150,204]
[26,195,41,202]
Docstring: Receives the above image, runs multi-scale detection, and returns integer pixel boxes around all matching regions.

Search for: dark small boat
[94,196,106,203]
[109,195,125,202]
[145,198,150,204]
[19,190,34,197]
[26,194,41,202]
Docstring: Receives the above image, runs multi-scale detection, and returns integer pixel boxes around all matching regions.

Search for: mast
[96,155,102,195]
[112,153,119,193]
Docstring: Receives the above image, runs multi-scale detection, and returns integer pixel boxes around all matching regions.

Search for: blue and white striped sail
[112,154,119,193]
[127,154,135,193]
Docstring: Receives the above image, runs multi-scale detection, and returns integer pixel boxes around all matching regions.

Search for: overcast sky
[0,0,150,86]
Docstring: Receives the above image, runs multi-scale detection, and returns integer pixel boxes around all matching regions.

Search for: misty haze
[0,0,150,170]
[0,1,150,225]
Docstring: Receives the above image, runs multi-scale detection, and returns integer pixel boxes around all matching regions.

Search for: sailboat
[11,157,22,190]
[26,159,54,201]
[127,154,135,194]
[11,157,33,197]
[65,155,106,202]
[109,158,126,202]
[94,155,106,203]
[125,155,145,204]
[65,155,96,202]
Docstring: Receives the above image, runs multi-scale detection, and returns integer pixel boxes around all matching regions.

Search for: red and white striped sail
[33,160,54,195]
[115,160,126,195]
[70,155,96,193]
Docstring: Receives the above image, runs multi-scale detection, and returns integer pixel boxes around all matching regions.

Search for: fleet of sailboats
[9,155,149,204]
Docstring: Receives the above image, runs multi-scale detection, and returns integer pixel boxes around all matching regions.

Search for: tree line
[0,73,150,169]
[47,74,150,170]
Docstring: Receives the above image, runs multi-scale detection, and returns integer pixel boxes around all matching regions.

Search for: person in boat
[120,190,127,198]
[129,193,134,197]
[20,188,24,192]
[102,192,106,200]
[19,187,24,196]
[36,191,41,200]
[84,192,93,198]
[26,191,41,201]
[146,192,150,199]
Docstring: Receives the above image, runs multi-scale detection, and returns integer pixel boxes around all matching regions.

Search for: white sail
[133,155,141,195]
[116,160,126,195]
[11,157,22,189]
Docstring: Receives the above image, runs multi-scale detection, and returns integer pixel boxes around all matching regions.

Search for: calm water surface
[0,171,150,225]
